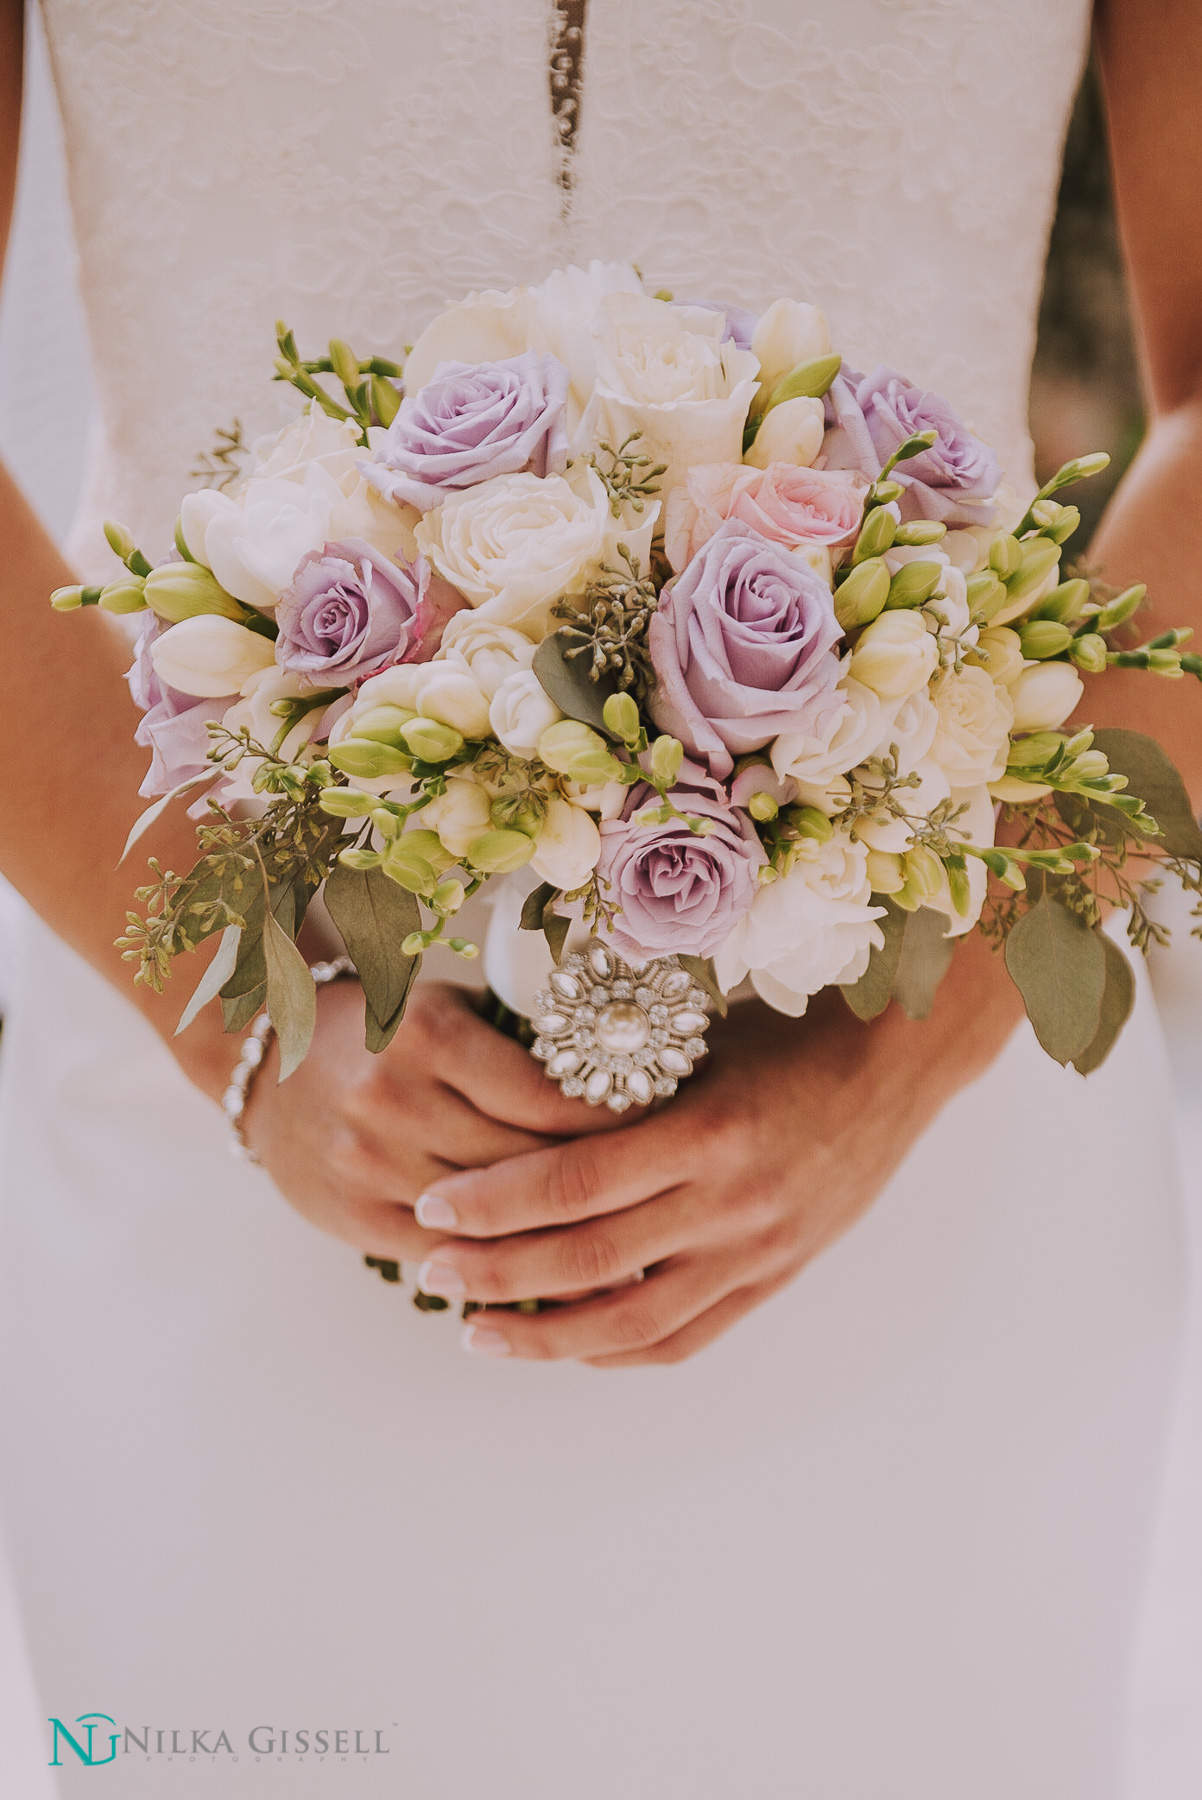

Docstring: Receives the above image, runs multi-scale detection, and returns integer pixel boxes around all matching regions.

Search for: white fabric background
[0,7,1197,1792]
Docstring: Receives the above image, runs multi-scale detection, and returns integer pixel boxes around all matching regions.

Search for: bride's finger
[583,1271,798,1369]
[342,1080,553,1183]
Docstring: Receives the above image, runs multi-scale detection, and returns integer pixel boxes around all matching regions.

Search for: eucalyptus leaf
[1004,894,1107,1066]
[364,981,418,1054]
[542,903,569,964]
[1071,934,1136,1075]
[532,630,621,737]
[891,907,955,1021]
[262,909,318,1080]
[325,861,421,1036]
[117,768,219,866]
[677,953,728,1018]
[220,885,293,1004]
[1089,728,1202,859]
[175,923,242,1036]
[840,898,907,1021]
[222,986,264,1034]
[520,881,557,932]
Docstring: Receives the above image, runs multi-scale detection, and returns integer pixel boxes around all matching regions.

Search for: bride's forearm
[0,463,237,1098]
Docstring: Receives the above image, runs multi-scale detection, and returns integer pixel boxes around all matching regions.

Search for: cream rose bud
[489,669,563,759]
[411,665,492,738]
[530,794,602,890]
[438,614,536,698]
[149,616,276,697]
[928,665,1015,785]
[751,299,832,404]
[1008,661,1083,732]
[968,626,1026,687]
[415,465,609,635]
[744,397,826,470]
[849,610,940,701]
[419,777,494,860]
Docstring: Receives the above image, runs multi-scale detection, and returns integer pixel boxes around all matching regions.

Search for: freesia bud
[401,718,465,763]
[893,520,946,547]
[538,719,622,782]
[791,805,833,842]
[1034,578,1090,624]
[143,562,246,624]
[602,691,641,745]
[1004,538,1062,605]
[853,507,897,563]
[1095,584,1146,632]
[329,338,361,390]
[903,845,943,898]
[328,740,411,780]
[353,704,416,746]
[431,878,466,914]
[967,626,1025,686]
[371,374,401,428]
[98,578,148,615]
[319,787,377,818]
[751,300,834,408]
[466,829,537,874]
[865,849,906,893]
[743,396,825,469]
[833,556,890,629]
[382,842,437,894]
[966,571,1007,623]
[1005,731,1064,769]
[149,615,276,697]
[649,734,684,788]
[988,535,1023,580]
[1008,662,1084,732]
[1017,620,1074,659]
[748,791,779,821]
[103,520,137,561]
[50,585,85,611]
[885,560,943,609]
[1069,633,1108,674]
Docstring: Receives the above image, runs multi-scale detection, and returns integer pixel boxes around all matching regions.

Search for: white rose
[714,831,885,1017]
[743,397,826,470]
[925,784,997,936]
[530,794,601,890]
[489,668,563,759]
[249,408,363,486]
[772,663,893,786]
[438,615,536,698]
[403,285,535,397]
[577,292,760,498]
[415,466,610,635]
[849,610,940,701]
[530,260,644,430]
[967,626,1027,688]
[419,776,494,860]
[339,664,425,721]
[1008,662,1083,732]
[928,665,1015,785]
[149,616,276,698]
[750,299,832,403]
[872,685,938,772]
[180,475,334,611]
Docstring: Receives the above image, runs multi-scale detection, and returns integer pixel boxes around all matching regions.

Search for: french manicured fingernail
[461,1324,511,1358]
[418,1259,466,1300]
[415,1193,458,1230]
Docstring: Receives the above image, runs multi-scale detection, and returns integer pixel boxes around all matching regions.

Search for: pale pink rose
[665,462,869,572]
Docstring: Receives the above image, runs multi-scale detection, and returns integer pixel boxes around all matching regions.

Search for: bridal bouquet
[55,262,1202,1098]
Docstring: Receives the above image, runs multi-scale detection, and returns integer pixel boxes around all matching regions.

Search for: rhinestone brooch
[529,940,711,1111]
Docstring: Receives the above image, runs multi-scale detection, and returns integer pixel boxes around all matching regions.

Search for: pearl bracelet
[223,955,356,1164]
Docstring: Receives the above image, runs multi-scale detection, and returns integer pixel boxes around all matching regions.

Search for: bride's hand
[409,933,1024,1365]
[242,979,621,1262]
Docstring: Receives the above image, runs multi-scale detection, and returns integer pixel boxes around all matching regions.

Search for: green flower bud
[1005,538,1062,604]
[328,740,411,780]
[892,519,946,547]
[449,938,480,959]
[401,718,465,763]
[143,563,246,623]
[1057,451,1111,484]
[401,932,427,957]
[319,786,377,818]
[966,571,1008,623]
[1034,578,1090,624]
[1006,731,1063,769]
[338,847,383,871]
[865,849,906,894]
[1069,632,1109,674]
[51,584,92,611]
[353,703,416,747]
[884,559,943,609]
[1018,619,1074,659]
[103,520,137,562]
[764,352,842,411]
[833,556,890,629]
[371,374,401,428]
[400,828,454,873]
[370,807,401,840]
[1064,750,1110,783]
[1147,648,1184,675]
[382,841,438,894]
[466,829,537,874]
[648,734,685,788]
[988,534,1023,580]
[431,878,466,914]
[98,577,148,614]
[853,505,897,563]
[945,858,972,917]
[1094,583,1146,632]
[1035,503,1080,545]
[329,338,361,390]
[602,691,642,745]
[538,719,610,776]
[791,805,833,842]
[747,791,779,822]
[867,479,905,509]
[904,845,943,899]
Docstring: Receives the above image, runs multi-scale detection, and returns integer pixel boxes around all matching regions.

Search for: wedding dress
[0,3,1187,1795]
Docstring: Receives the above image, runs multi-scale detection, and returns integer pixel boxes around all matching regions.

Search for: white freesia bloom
[928,665,1014,784]
[250,409,363,485]
[941,527,993,576]
[849,610,940,701]
[149,616,276,698]
[1008,662,1083,731]
[420,776,494,859]
[335,660,492,739]
[219,667,335,801]
[415,465,610,634]
[438,615,536,698]
[873,685,938,772]
[530,794,601,889]
[577,292,760,497]
[925,784,997,936]
[561,776,628,820]
[489,669,563,759]
[181,477,333,611]
[968,626,1027,688]
[750,298,832,403]
[744,397,826,469]
[714,831,885,1016]
[771,661,893,787]
[403,285,535,397]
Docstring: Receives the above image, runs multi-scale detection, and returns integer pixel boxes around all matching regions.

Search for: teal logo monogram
[48,1713,119,1767]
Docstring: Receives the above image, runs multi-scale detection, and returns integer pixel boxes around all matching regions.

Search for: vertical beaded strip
[549,0,588,207]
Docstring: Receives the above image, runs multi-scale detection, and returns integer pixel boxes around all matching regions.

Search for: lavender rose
[598,762,764,962]
[275,538,464,684]
[648,519,844,780]
[823,365,1001,527]
[366,352,570,509]
[127,616,234,797]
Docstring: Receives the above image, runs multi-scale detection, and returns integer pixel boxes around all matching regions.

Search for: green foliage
[1004,894,1107,1065]
[1071,935,1136,1074]
[324,863,422,1051]
[584,431,667,518]
[549,545,660,699]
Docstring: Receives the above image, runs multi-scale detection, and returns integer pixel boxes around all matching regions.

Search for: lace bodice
[38,0,1091,580]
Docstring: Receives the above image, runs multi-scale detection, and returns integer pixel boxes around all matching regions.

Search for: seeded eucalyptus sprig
[584,430,667,518]
[273,322,403,445]
[552,545,659,696]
